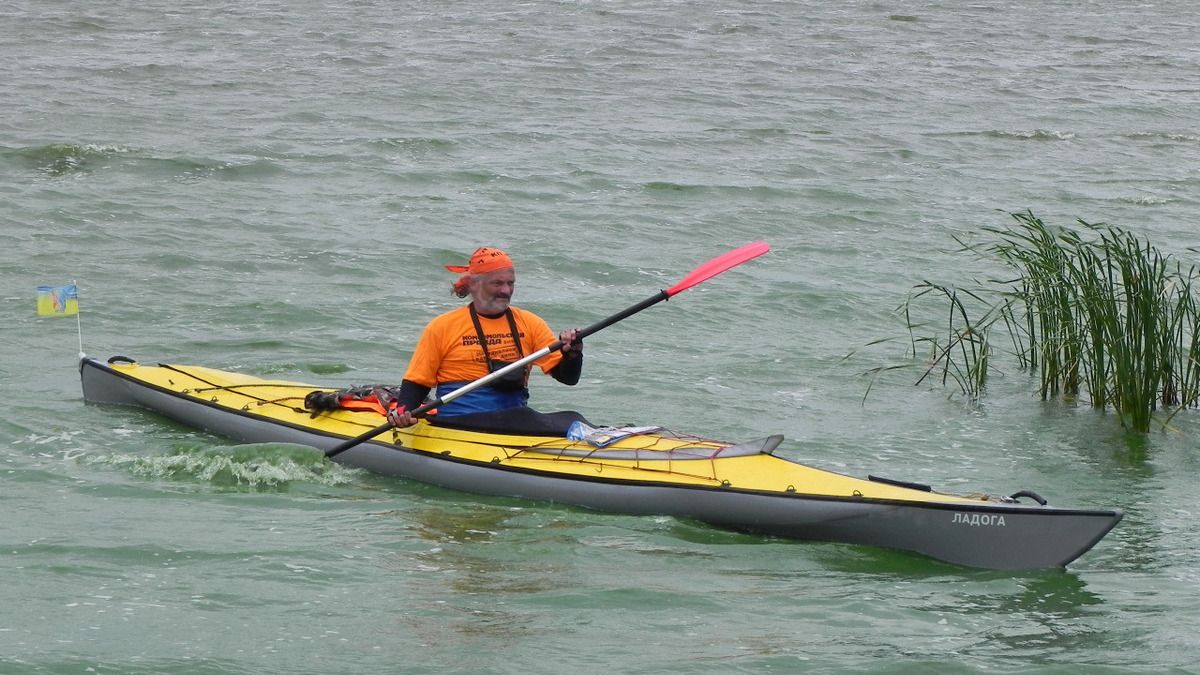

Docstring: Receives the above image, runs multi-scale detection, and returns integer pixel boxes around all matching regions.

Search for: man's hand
[387,406,417,428]
[559,328,583,357]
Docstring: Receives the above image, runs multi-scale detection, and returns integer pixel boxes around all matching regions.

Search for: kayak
[79,356,1122,570]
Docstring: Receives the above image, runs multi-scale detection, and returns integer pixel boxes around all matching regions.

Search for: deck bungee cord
[486,434,745,485]
[158,363,320,415]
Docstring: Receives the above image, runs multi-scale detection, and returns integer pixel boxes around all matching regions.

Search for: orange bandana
[445,247,514,275]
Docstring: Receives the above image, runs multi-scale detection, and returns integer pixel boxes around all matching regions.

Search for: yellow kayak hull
[80,357,1122,570]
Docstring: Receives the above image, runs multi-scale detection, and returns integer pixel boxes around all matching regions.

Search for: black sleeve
[398,379,432,412]
[550,352,583,386]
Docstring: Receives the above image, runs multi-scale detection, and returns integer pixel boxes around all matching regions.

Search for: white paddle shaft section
[428,343,556,410]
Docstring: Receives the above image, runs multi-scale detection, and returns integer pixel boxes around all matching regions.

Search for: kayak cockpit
[426,407,593,436]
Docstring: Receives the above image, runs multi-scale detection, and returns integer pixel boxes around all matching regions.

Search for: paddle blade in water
[666,241,770,297]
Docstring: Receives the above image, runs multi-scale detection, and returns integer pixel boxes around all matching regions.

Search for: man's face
[472,268,515,315]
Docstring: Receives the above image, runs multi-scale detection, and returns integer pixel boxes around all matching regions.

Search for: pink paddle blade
[666,241,770,297]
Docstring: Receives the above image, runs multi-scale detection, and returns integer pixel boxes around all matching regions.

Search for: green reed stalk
[884,211,1200,432]
[1180,278,1200,407]
[902,282,1004,401]
[1068,242,1114,409]
[985,212,1082,400]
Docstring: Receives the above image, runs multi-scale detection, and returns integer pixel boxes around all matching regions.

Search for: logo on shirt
[462,331,524,348]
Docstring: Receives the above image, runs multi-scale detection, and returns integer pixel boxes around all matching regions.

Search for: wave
[641,181,793,198]
[1126,131,1200,143]
[1115,194,1172,206]
[367,136,457,152]
[277,362,354,375]
[0,143,135,177]
[0,142,283,180]
[86,442,361,490]
[981,129,1077,141]
[702,126,790,137]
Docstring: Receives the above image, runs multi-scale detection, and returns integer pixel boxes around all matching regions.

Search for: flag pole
[74,279,85,358]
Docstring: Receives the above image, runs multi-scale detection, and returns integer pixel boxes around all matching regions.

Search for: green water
[4,1,1199,672]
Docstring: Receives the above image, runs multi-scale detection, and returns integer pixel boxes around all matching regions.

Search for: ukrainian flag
[37,284,80,316]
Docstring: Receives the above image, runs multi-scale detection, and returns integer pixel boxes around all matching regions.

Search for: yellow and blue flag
[37,284,80,316]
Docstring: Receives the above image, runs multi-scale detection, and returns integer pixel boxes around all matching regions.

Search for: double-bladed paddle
[324,241,770,459]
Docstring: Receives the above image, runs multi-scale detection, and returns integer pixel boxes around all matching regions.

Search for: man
[386,246,582,427]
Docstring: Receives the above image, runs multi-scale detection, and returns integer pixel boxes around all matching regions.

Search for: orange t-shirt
[403,305,565,387]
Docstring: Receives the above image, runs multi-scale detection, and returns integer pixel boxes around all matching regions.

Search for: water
[4,0,1200,672]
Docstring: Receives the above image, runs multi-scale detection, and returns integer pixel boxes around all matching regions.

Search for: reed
[893,211,1200,432]
[899,282,1006,401]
